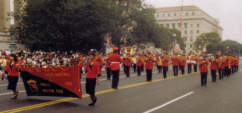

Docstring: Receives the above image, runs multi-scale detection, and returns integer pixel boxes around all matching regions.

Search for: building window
[197,24,199,27]
[190,24,193,28]
[186,12,188,15]
[166,24,169,28]
[190,45,193,48]
[197,30,199,34]
[168,13,170,17]
[184,30,187,34]
[192,12,194,15]
[184,37,187,42]
[190,36,193,42]
[184,23,187,28]
[190,30,193,34]
[172,23,175,29]
[157,14,159,17]
[174,13,176,16]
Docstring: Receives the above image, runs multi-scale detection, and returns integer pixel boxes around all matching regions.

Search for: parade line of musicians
[0,47,240,106]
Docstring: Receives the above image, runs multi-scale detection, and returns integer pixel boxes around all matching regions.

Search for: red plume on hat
[113,47,119,51]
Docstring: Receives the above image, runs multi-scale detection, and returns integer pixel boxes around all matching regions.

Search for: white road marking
[0,91,26,96]
[240,69,242,72]
[143,92,194,113]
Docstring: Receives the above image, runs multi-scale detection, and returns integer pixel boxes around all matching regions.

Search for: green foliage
[221,40,242,55]
[194,32,221,53]
[14,0,185,52]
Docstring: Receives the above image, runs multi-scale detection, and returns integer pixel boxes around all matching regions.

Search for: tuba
[125,46,135,55]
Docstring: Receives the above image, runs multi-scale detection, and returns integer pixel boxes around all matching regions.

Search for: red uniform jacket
[137,57,143,67]
[86,61,101,78]
[180,57,187,66]
[171,56,179,66]
[145,57,154,69]
[107,53,122,70]
[210,59,219,70]
[96,56,103,67]
[5,61,19,77]
[105,58,111,68]
[123,57,132,66]
[162,55,170,66]
[199,60,209,73]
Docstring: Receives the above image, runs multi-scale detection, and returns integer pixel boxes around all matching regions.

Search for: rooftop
[155,5,199,11]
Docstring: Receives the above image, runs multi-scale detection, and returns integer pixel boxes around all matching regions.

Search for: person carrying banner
[107,47,122,89]
[85,51,101,106]
[5,54,20,99]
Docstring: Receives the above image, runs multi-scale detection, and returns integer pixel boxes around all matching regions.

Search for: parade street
[0,64,242,113]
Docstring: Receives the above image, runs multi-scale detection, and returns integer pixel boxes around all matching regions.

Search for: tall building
[0,0,11,32]
[155,5,223,52]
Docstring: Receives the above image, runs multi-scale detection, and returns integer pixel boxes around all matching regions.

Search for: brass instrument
[125,46,135,55]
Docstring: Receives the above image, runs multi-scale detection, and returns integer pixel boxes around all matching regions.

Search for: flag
[180,1,183,30]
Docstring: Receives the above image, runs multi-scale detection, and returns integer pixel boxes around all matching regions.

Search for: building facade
[0,0,11,32]
[155,5,223,53]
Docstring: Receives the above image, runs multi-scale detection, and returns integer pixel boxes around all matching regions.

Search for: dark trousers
[111,70,120,88]
[106,68,111,80]
[235,65,238,72]
[194,65,197,72]
[181,66,185,75]
[141,64,144,72]
[158,66,162,73]
[146,69,152,81]
[211,70,217,82]
[218,69,224,79]
[163,66,168,79]
[224,66,230,77]
[137,66,142,76]
[187,64,192,73]
[201,72,207,86]
[173,66,178,76]
[133,64,137,72]
[124,65,130,77]
[232,66,235,74]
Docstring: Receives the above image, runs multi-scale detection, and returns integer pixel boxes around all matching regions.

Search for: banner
[20,66,82,98]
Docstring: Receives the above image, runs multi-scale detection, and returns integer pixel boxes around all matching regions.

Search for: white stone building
[155,5,223,53]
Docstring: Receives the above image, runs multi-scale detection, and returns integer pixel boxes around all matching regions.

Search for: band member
[145,51,154,82]
[187,51,193,74]
[193,54,199,72]
[180,53,187,75]
[107,47,122,89]
[171,52,179,76]
[85,51,101,106]
[123,53,132,77]
[162,51,170,79]
[95,51,103,71]
[136,53,143,76]
[156,54,163,73]
[199,53,209,86]
[5,54,19,99]
[104,53,111,80]
[209,54,220,82]
[235,56,239,72]
[218,51,224,80]
[224,52,230,78]
[231,55,236,74]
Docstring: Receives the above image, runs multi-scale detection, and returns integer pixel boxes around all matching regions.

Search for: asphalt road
[0,63,242,113]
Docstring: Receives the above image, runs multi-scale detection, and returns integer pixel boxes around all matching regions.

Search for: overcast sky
[145,0,242,44]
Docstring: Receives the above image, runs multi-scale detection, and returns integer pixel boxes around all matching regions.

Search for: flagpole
[180,0,183,39]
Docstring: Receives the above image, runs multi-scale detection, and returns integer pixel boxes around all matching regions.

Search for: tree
[194,32,221,53]
[221,40,242,55]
